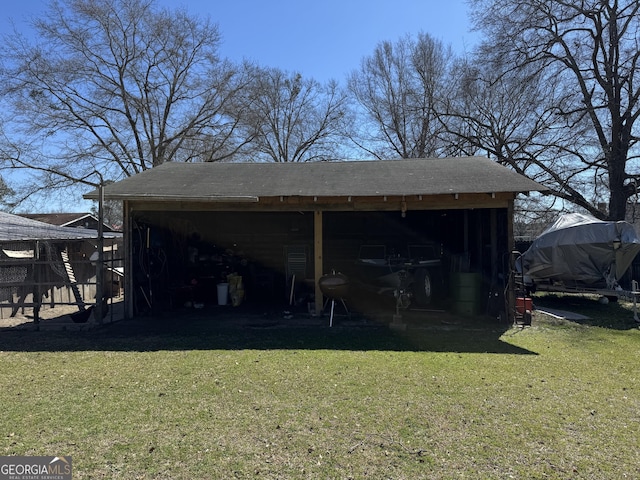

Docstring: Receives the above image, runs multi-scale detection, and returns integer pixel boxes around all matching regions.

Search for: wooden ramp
[60,249,86,312]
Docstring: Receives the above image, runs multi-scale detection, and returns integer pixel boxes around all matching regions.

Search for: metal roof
[20,212,96,227]
[87,157,546,202]
[0,211,121,242]
[19,212,118,232]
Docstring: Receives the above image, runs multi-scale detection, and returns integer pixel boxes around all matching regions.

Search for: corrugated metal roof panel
[0,212,121,242]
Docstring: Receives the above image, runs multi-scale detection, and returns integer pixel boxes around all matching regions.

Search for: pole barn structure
[86,157,546,323]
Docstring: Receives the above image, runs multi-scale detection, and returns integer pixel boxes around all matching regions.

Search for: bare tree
[471,0,640,221]
[0,175,13,208]
[444,59,606,218]
[0,0,251,203]
[347,33,457,159]
[238,66,348,162]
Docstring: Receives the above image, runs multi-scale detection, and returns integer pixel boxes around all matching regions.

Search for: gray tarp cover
[521,213,640,287]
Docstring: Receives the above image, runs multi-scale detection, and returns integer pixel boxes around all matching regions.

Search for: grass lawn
[1,296,639,479]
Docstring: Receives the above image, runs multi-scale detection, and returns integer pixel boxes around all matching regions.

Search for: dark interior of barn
[130,208,510,319]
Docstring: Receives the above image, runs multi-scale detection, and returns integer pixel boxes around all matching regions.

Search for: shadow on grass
[532,293,640,330]
[0,306,536,355]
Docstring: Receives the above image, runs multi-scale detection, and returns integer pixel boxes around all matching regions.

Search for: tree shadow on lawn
[0,305,537,355]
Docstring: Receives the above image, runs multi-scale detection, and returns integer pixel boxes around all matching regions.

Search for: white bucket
[217,283,229,305]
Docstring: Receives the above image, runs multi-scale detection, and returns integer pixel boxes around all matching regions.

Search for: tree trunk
[608,143,629,221]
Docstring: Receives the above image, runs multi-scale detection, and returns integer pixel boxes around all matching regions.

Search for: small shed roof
[20,212,118,232]
[87,157,546,202]
[0,211,121,242]
[21,212,96,227]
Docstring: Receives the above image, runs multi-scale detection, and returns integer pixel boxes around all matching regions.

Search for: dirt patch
[0,298,124,330]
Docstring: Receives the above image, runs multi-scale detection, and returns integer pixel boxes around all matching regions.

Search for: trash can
[451,272,482,316]
[217,283,229,305]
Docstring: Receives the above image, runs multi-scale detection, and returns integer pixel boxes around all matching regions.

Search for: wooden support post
[491,208,498,286]
[463,210,469,254]
[507,200,516,323]
[124,201,134,319]
[314,210,323,316]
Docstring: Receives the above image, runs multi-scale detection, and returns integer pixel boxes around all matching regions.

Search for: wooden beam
[314,210,323,317]
[127,192,515,213]
[124,200,134,319]
[463,210,469,253]
[491,208,498,285]
[507,199,516,323]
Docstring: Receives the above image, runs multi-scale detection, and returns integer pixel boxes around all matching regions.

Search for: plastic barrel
[451,273,482,316]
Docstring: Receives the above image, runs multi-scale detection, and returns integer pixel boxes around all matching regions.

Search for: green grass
[1,298,639,479]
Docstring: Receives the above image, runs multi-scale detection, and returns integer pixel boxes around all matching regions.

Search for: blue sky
[1,1,477,211]
[1,0,477,83]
